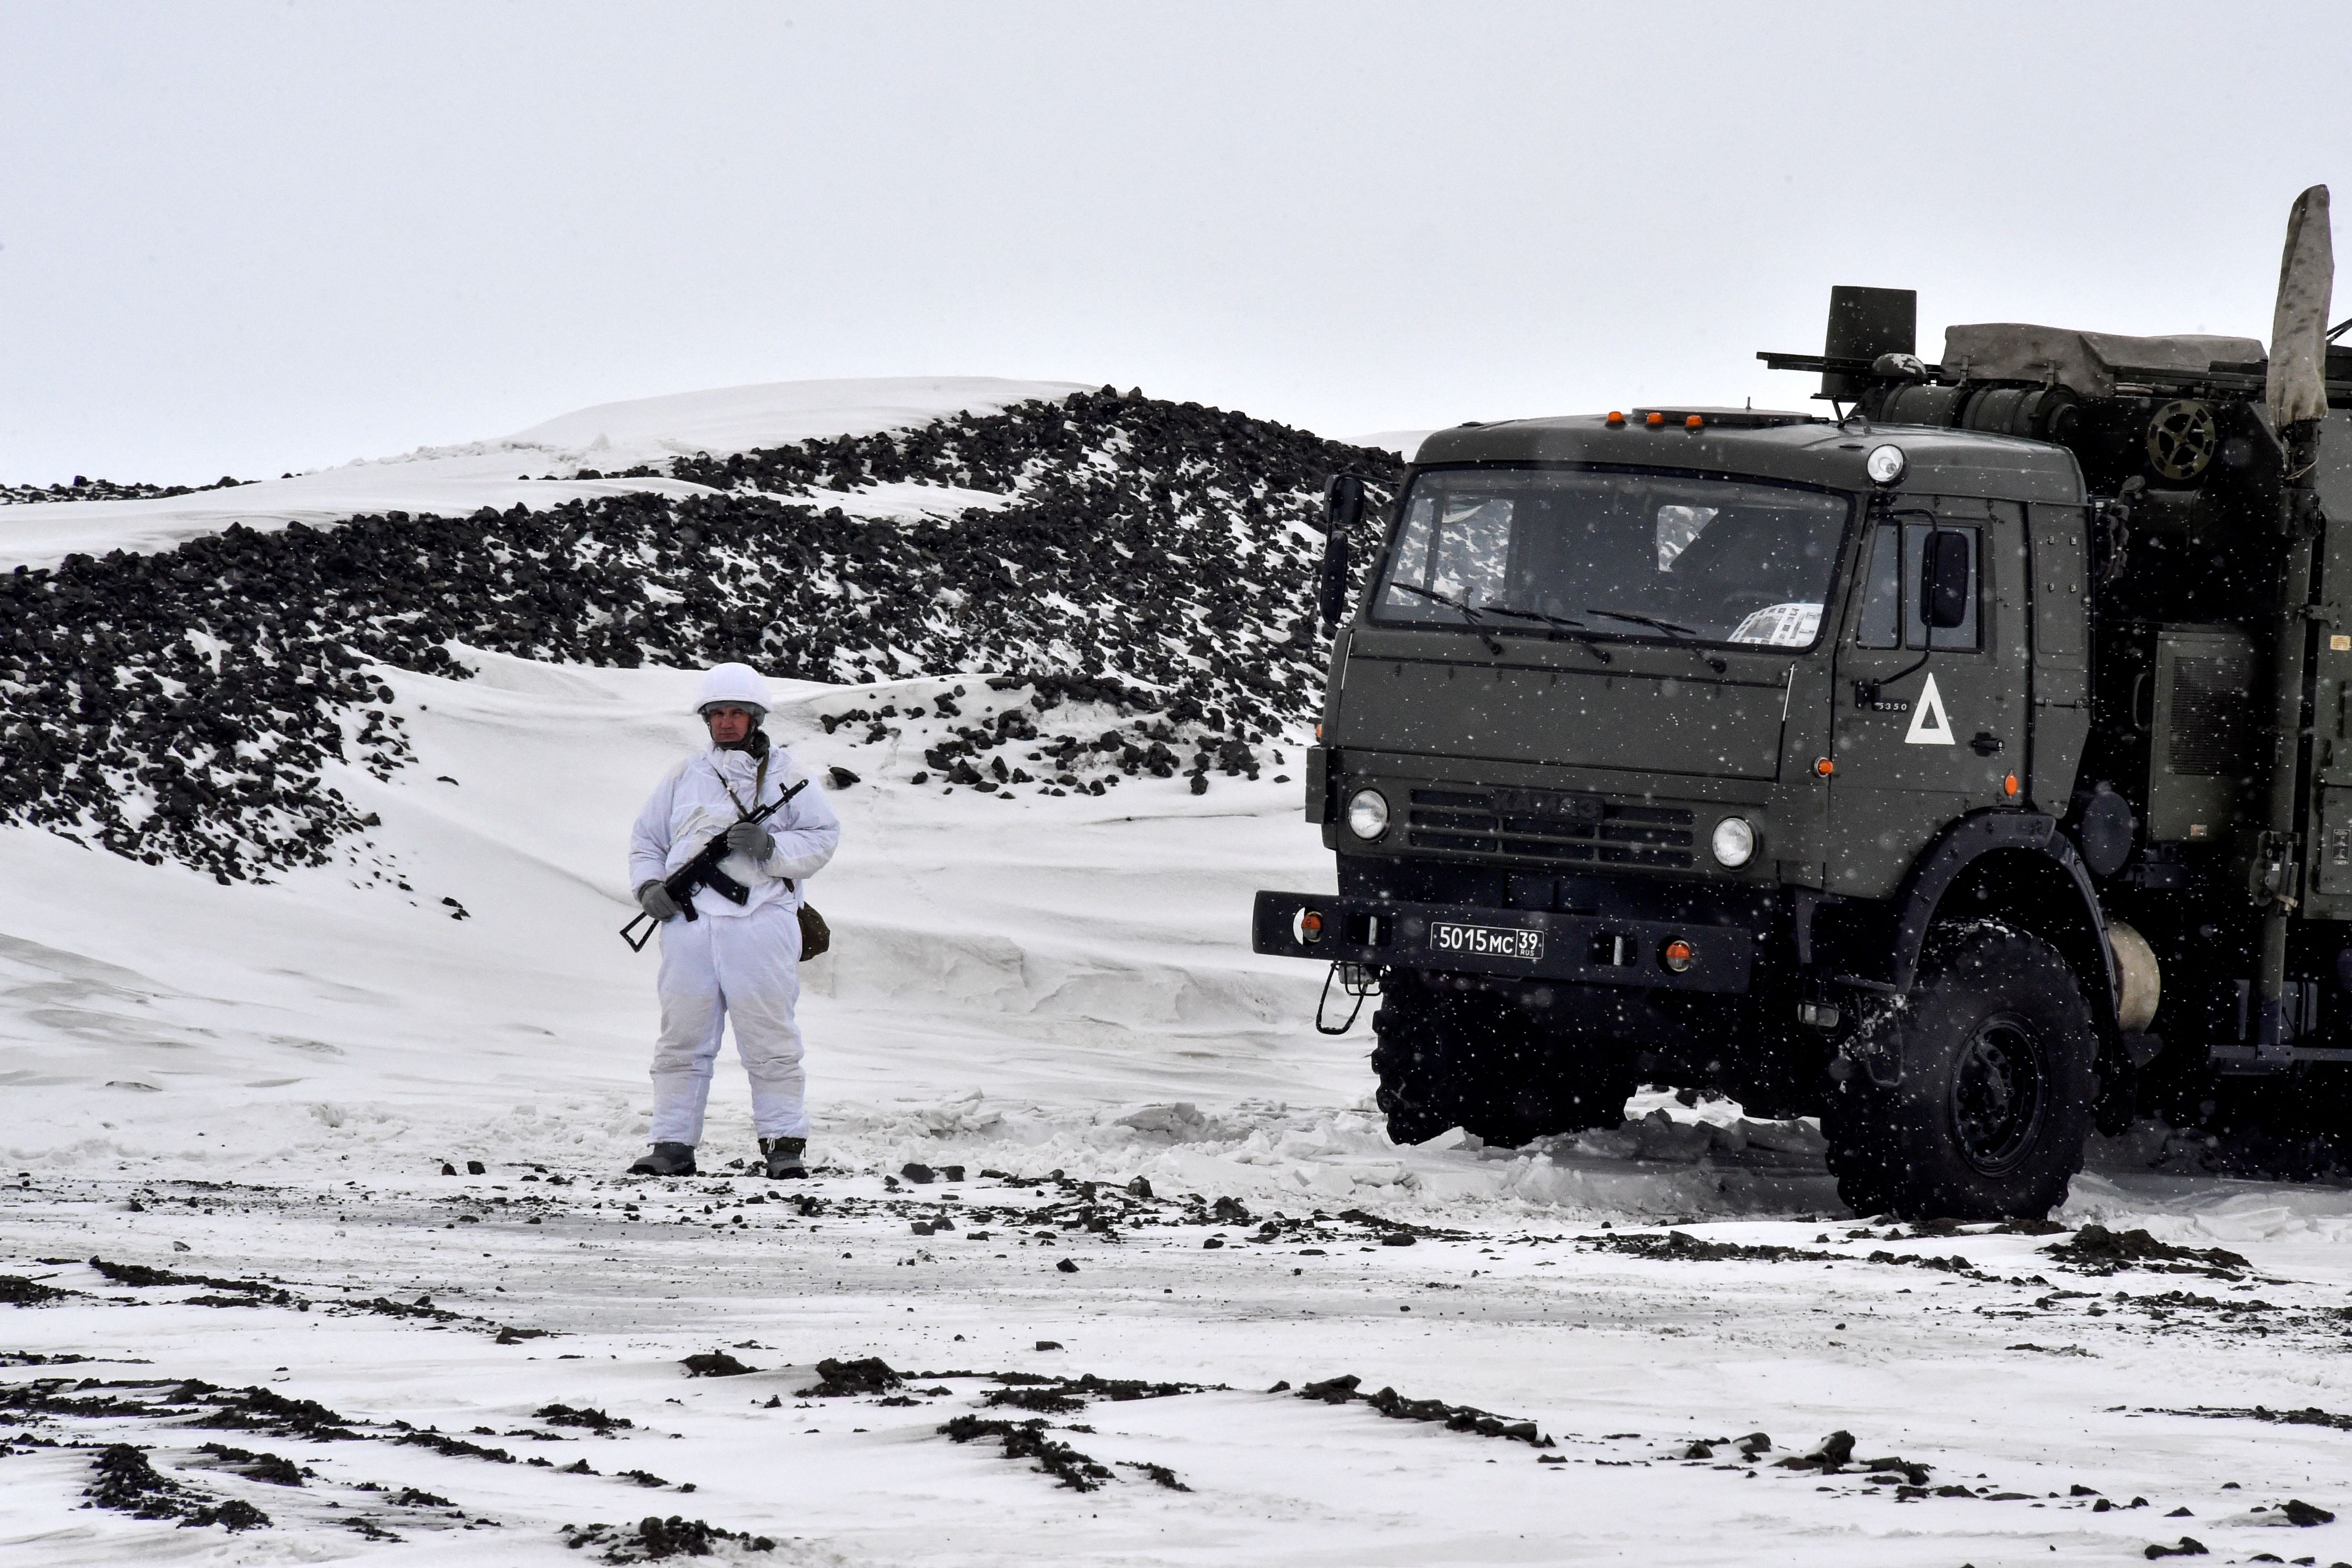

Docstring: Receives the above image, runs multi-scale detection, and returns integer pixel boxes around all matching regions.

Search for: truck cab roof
[1413,412,2086,506]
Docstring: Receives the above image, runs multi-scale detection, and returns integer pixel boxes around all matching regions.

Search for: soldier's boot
[628,1141,697,1177]
[760,1136,807,1180]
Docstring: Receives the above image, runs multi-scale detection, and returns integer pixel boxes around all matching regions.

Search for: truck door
[1829,496,2031,898]
[2026,503,2092,809]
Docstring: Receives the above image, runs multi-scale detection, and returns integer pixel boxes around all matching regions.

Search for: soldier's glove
[727,819,776,861]
[636,881,681,921]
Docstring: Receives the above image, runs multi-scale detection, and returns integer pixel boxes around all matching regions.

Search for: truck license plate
[1428,921,1545,961]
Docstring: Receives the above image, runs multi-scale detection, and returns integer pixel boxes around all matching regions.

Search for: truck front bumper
[1251,890,1755,995]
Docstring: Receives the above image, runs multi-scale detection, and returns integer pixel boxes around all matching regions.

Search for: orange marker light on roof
[1646,411,1666,428]
[1814,757,1835,777]
[1606,410,1625,426]
[1685,414,1704,430]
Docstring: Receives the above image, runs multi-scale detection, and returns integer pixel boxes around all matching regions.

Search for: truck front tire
[1823,924,2097,1221]
[1371,977,1633,1148]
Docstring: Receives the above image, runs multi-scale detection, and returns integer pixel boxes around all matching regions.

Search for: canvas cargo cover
[1940,324,2265,398]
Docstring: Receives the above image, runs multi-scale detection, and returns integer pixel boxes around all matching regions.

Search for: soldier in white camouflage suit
[627,662,839,1178]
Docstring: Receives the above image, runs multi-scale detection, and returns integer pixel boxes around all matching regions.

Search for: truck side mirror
[1320,474,1365,635]
[1921,528,1971,629]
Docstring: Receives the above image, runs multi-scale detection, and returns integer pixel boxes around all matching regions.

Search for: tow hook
[1316,961,1382,1036]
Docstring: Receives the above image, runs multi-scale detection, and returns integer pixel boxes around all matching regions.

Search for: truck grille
[1404,787,1696,869]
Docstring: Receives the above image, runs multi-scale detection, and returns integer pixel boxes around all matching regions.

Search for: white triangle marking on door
[1905,671,1955,746]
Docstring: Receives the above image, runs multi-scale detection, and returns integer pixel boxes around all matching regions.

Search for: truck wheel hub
[1950,1015,2048,1176]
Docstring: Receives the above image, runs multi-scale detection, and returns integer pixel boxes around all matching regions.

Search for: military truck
[1254,186,2350,1219]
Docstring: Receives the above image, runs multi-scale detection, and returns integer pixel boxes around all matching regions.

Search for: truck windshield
[1372,468,1852,649]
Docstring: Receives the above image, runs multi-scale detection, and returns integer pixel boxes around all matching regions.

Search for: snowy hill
[0,381,1400,883]
[0,377,1085,568]
[0,378,1435,1189]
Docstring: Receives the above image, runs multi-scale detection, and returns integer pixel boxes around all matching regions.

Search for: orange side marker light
[1813,757,1835,777]
[2003,773,2020,799]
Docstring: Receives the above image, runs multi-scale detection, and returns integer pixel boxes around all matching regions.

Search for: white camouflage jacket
[628,741,840,918]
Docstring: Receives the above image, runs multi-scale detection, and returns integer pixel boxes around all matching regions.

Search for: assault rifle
[620,778,808,952]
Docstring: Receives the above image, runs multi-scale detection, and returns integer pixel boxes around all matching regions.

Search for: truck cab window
[1377,468,1851,649]
[1390,491,1513,609]
[1855,518,1979,651]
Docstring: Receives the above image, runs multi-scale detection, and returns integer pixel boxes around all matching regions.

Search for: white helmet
[695,661,771,715]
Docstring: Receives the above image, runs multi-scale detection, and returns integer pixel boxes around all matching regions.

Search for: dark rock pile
[559,1516,777,1561]
[83,1443,272,1531]
[936,1413,1118,1492]
[0,1273,70,1305]
[0,387,1399,878]
[2,473,253,506]
[1293,1372,1553,1445]
[195,1442,310,1486]
[532,1403,632,1432]
[800,1357,904,1396]
[2044,1225,2250,1278]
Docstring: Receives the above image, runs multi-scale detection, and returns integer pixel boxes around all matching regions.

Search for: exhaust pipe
[2251,184,2334,1064]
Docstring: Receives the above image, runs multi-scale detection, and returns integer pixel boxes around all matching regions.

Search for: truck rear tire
[1369,984,1448,1147]
[1822,924,2097,1222]
[1370,977,1632,1148]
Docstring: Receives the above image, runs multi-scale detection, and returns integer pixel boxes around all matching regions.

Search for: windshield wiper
[1584,607,1700,639]
[1582,607,1729,672]
[1481,604,1611,662]
[1389,582,1503,655]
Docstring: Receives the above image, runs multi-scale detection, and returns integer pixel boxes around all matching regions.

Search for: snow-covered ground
[7,385,2352,1565]
[9,653,2352,1567]
[1,651,1360,1187]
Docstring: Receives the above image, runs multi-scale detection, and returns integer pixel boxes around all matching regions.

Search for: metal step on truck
[1254,185,2352,1220]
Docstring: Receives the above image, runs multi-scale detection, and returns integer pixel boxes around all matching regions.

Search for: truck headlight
[1346,788,1391,841]
[1710,816,1757,868]
[1865,444,1908,486]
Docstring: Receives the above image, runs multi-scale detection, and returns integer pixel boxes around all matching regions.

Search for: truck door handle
[1970,732,2004,756]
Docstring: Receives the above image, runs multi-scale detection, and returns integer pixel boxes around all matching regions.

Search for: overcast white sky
[4,1,2346,484]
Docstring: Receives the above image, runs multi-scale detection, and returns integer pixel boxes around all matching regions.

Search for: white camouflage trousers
[650,897,807,1145]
